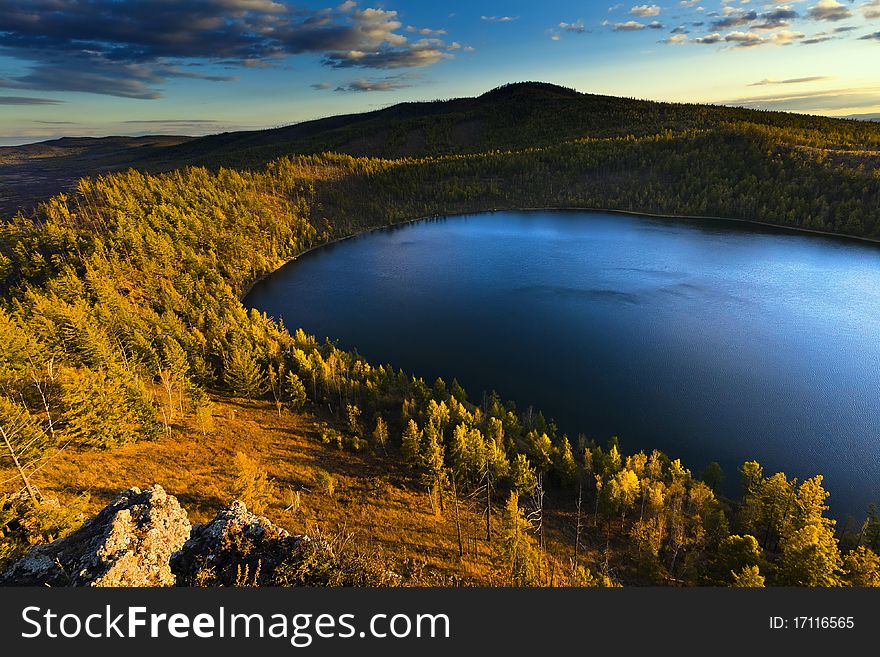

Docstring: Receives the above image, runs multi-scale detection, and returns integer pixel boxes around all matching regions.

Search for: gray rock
[170,500,306,586]
[1,484,191,587]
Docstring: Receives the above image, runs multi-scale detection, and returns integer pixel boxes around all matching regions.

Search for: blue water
[246,211,880,519]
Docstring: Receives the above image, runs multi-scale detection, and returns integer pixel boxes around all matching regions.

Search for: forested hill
[3,81,880,218]
[153,81,880,168]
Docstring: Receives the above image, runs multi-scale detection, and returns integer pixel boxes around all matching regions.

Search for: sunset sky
[1,0,878,145]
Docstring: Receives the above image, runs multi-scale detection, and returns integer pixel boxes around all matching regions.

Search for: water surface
[247,211,880,518]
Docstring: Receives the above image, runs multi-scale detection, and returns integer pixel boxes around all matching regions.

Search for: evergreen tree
[223,348,266,398]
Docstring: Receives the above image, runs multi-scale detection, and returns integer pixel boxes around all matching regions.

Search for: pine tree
[842,546,880,587]
[58,367,142,448]
[731,565,765,587]
[284,372,307,410]
[498,492,541,586]
[401,419,422,469]
[554,436,578,489]
[223,347,266,398]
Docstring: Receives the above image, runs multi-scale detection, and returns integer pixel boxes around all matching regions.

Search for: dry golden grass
[2,395,598,585]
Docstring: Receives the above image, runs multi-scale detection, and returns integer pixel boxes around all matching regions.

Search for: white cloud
[630,4,661,16]
[614,20,647,30]
[808,0,852,22]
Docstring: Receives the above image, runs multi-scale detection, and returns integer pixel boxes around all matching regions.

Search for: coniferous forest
[2,83,880,587]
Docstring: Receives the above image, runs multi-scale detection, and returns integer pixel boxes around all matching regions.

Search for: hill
[153,82,880,167]
[0,135,192,217]
[3,82,879,217]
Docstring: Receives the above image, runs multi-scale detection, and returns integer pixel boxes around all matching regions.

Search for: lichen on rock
[1,484,191,587]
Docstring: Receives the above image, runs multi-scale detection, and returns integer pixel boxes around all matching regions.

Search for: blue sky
[1,0,879,145]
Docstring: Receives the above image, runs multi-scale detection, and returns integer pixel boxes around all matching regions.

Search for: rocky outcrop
[3,488,392,587]
[171,500,308,586]
[0,485,191,587]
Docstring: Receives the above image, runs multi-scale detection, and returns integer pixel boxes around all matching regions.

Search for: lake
[246,210,880,519]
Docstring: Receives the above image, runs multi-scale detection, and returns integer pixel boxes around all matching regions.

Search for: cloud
[710,10,758,29]
[614,21,647,30]
[559,20,587,33]
[648,21,665,29]
[723,87,880,111]
[661,33,689,43]
[694,33,723,43]
[481,16,519,22]
[724,31,766,47]
[630,4,661,17]
[749,76,831,86]
[333,72,421,92]
[120,119,220,125]
[0,1,459,98]
[752,7,800,30]
[808,0,852,22]
[862,1,880,20]
[859,31,880,39]
[322,37,454,68]
[0,96,64,105]
[406,25,447,36]
[770,30,805,45]
[311,82,332,90]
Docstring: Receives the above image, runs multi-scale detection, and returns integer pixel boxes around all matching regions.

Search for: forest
[1,83,879,586]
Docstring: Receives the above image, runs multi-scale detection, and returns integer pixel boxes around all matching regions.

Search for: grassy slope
[5,394,590,586]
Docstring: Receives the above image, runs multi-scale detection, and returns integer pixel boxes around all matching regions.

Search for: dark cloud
[859,31,880,40]
[752,8,799,30]
[322,38,453,68]
[801,36,834,44]
[334,73,420,92]
[710,10,758,30]
[0,96,64,105]
[0,1,458,98]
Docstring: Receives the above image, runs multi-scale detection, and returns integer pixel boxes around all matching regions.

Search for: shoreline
[241,205,880,300]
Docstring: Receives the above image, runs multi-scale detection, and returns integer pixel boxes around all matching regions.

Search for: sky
[0,0,879,145]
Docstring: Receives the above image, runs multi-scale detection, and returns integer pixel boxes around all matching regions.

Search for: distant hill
[0,135,192,216]
[843,113,880,122]
[151,82,880,168]
[2,82,879,215]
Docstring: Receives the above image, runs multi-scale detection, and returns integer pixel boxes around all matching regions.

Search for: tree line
[1,131,879,585]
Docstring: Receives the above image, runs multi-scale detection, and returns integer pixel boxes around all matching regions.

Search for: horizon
[1,1,879,146]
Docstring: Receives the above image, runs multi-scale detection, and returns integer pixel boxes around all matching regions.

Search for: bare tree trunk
[452,479,463,558]
[486,474,492,541]
[574,482,583,571]
[1,426,38,505]
[30,360,56,441]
